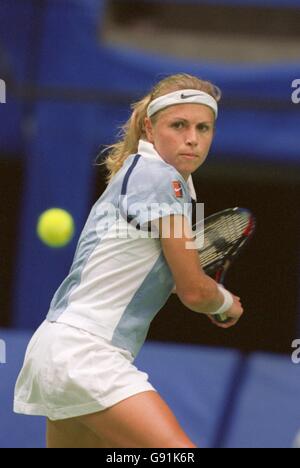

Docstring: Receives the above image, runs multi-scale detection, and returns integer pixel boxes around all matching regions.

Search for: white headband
[147,89,218,119]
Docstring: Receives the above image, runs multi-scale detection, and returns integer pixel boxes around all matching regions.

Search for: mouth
[180,153,198,160]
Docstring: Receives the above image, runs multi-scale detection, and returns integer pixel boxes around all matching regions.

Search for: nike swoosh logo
[180,93,201,100]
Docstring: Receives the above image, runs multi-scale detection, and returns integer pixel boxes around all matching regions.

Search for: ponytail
[98,94,152,183]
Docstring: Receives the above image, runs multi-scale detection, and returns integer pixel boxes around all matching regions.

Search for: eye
[197,124,211,132]
[171,121,185,129]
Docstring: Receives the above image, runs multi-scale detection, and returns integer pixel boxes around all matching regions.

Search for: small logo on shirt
[172,181,183,198]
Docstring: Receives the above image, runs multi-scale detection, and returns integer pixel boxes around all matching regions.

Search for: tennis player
[14,73,244,448]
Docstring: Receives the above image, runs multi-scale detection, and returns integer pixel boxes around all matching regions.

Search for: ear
[144,117,154,143]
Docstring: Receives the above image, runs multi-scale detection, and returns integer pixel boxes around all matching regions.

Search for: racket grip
[215,313,231,323]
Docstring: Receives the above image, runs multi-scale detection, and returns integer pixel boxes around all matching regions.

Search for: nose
[184,127,198,146]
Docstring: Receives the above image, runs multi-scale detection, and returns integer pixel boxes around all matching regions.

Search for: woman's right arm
[159,215,243,323]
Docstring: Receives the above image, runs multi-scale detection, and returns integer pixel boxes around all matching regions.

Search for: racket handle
[215,313,231,323]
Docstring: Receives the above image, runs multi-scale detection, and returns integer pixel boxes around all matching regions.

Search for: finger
[209,316,238,328]
[216,320,239,329]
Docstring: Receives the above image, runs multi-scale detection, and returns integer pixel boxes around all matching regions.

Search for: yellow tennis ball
[37,208,75,248]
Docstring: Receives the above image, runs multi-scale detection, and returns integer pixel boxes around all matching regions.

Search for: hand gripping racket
[193,207,256,323]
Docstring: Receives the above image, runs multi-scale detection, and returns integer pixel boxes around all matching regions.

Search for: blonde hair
[100,73,221,183]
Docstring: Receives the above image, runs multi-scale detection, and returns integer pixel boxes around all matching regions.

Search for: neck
[181,172,190,182]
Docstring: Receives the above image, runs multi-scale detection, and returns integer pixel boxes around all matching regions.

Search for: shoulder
[128,154,187,196]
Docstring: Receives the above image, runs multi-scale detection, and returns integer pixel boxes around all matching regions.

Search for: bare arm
[158,215,243,324]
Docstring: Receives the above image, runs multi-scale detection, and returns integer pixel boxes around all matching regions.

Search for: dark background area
[0,158,24,327]
[109,1,300,37]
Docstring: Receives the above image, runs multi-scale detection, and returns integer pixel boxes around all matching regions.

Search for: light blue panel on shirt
[111,253,175,357]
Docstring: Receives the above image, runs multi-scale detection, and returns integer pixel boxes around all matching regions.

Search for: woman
[14,73,243,448]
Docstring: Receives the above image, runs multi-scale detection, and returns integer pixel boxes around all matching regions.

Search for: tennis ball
[37,208,75,248]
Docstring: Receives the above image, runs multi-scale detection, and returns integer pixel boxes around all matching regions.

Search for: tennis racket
[193,207,256,323]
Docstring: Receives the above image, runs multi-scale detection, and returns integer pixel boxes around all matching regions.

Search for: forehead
[158,103,215,122]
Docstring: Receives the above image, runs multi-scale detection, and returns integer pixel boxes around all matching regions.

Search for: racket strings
[197,213,250,268]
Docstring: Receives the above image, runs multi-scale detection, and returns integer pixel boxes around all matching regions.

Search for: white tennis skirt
[14,321,155,421]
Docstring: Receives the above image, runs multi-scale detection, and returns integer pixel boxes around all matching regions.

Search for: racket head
[194,207,256,278]
[194,207,256,323]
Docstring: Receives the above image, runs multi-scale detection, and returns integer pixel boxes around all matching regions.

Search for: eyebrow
[171,118,214,125]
